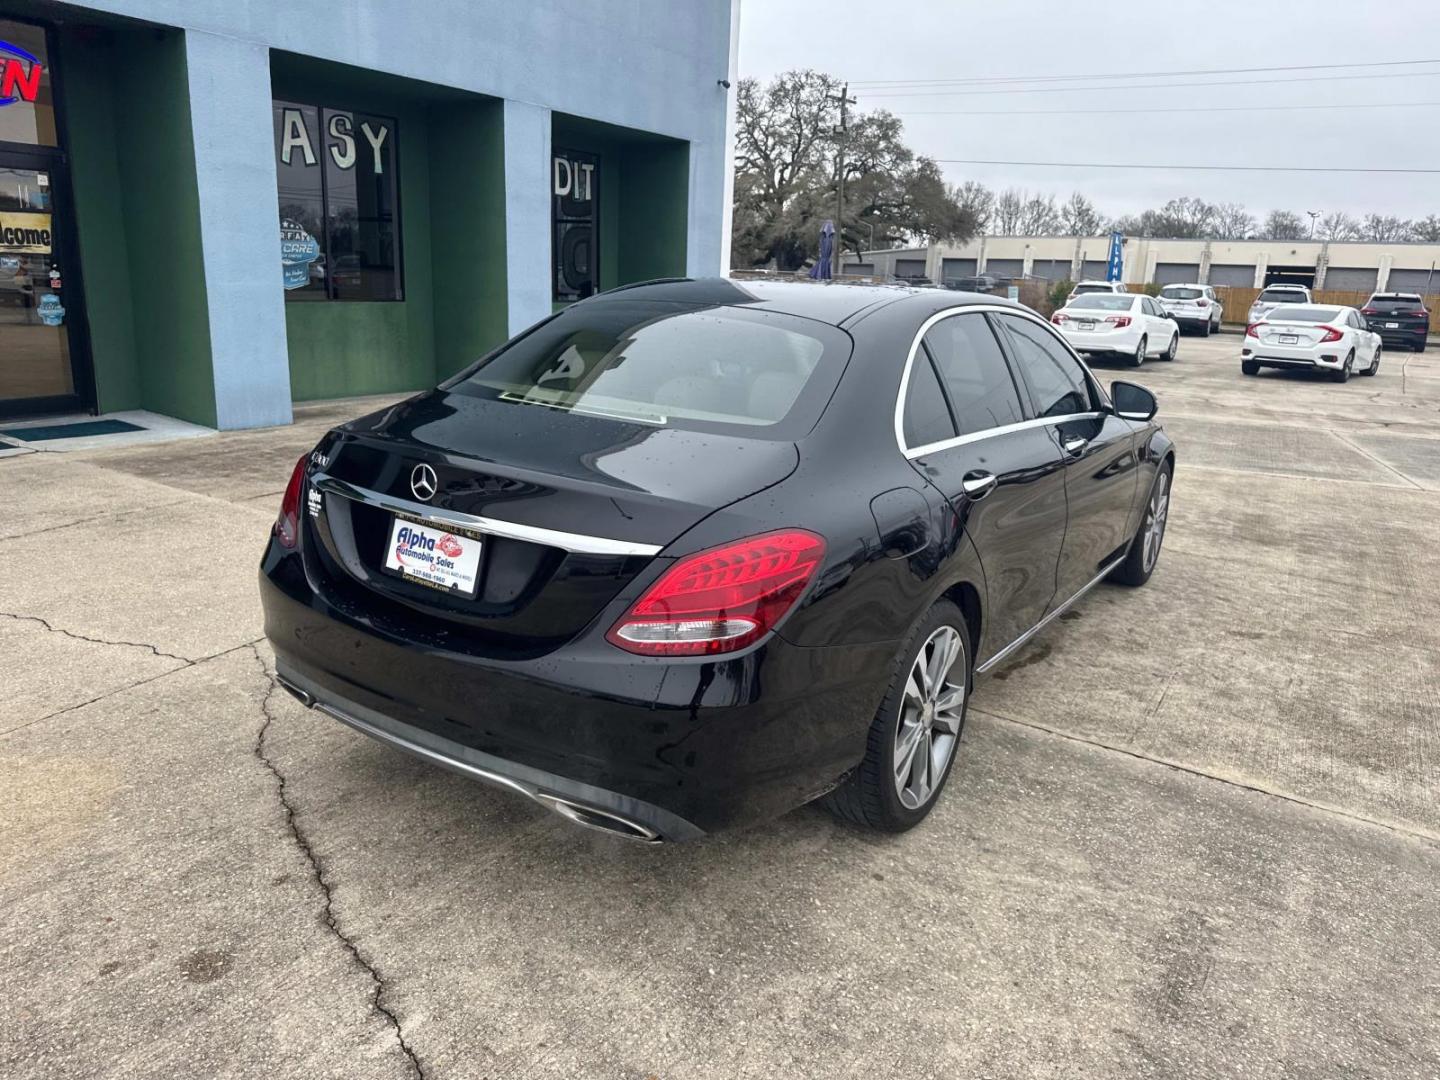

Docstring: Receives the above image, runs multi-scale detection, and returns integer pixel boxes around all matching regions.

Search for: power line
[934,158,1440,175]
[848,57,1440,88]
[859,70,1440,98]
[896,100,1440,117]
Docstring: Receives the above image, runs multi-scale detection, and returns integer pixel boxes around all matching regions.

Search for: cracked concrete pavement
[2,346,1439,1078]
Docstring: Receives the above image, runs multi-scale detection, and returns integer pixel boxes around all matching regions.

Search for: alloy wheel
[1134,337,1147,366]
[1142,471,1170,573]
[894,626,965,810]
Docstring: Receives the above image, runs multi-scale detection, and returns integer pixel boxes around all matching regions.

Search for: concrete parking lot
[3,331,1438,1079]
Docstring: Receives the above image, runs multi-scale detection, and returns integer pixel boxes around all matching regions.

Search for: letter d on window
[553,157,572,198]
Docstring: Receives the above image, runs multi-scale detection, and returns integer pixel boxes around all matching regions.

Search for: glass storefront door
[0,155,77,406]
[0,17,90,418]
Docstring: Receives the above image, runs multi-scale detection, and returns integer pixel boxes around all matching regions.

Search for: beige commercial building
[849,236,1440,295]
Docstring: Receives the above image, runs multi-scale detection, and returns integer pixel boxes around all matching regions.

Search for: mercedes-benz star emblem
[410,463,438,502]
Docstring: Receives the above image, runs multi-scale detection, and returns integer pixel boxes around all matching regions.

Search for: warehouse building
[851,236,1440,295]
[0,0,738,428]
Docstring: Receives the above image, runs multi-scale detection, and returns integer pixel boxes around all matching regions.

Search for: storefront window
[552,148,598,302]
[0,20,56,147]
[273,100,401,301]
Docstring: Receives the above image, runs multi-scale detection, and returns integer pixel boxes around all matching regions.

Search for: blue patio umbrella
[809,220,835,280]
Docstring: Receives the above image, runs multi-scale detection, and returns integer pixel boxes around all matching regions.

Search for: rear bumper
[1060,327,1141,354]
[1167,311,1214,326]
[259,548,895,838]
[1374,326,1428,345]
[1242,345,1344,369]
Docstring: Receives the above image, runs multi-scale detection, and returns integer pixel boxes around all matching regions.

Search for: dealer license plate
[1280,334,1299,345]
[1077,320,1096,331]
[1385,322,1399,329]
[384,515,482,596]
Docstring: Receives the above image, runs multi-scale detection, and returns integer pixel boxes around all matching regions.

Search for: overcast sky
[737,0,1440,223]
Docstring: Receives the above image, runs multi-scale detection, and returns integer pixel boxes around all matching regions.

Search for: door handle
[961,471,998,500]
[1062,434,1089,457]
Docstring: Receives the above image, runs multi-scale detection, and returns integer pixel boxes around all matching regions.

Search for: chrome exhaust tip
[275,675,315,708]
[532,793,663,843]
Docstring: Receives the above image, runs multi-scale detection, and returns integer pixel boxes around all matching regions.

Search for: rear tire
[1200,317,1211,337]
[822,601,970,833]
[1131,336,1147,367]
[1416,340,1427,354]
[1241,360,1259,375]
[1363,347,1380,376]
[1331,351,1353,383]
[1163,332,1178,361]
[1109,463,1171,588]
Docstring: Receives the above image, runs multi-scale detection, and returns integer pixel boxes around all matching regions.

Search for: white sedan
[1241,304,1381,382]
[1050,293,1179,367]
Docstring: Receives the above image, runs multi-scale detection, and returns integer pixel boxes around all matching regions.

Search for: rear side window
[1258,288,1306,303]
[1070,295,1135,311]
[902,351,957,449]
[921,313,1025,435]
[445,301,849,439]
[994,314,1093,418]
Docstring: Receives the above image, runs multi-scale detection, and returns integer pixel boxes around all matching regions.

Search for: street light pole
[1307,210,1320,239]
[827,82,857,277]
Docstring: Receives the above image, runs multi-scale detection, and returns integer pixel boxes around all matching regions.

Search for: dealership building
[852,235,1440,295]
[0,0,737,428]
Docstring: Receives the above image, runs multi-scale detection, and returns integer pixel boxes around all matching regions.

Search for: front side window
[994,314,1093,418]
[446,301,847,439]
[274,100,401,301]
[922,313,1024,436]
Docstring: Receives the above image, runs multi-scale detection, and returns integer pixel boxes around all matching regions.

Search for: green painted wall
[60,26,215,425]
[59,28,139,414]
[428,99,508,380]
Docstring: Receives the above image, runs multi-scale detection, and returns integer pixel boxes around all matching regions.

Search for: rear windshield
[1069,294,1136,311]
[1258,288,1307,303]
[443,301,850,439]
[1161,287,1203,300]
[1267,306,1341,323]
[1072,284,1116,295]
[1366,296,1425,311]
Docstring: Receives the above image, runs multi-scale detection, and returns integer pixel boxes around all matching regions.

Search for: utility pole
[827,82,857,277]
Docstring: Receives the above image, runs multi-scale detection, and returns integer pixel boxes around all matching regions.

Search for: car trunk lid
[301,390,799,655]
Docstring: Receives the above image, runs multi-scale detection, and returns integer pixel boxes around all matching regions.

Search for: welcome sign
[0,211,51,253]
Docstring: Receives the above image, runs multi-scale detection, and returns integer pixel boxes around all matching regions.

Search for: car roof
[1160,282,1207,288]
[1073,279,1118,287]
[1371,292,1421,299]
[1262,284,1309,291]
[587,277,1005,327]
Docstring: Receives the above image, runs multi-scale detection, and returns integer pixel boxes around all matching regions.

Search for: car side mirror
[1111,380,1157,421]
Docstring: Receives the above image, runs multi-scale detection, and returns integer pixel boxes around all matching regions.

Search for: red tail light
[1103,315,1132,328]
[1196,299,1209,309]
[1051,313,1067,324]
[1361,307,1378,315]
[1406,309,1429,318]
[606,530,826,656]
[1317,325,1343,343]
[274,455,307,549]
[1246,323,1263,338]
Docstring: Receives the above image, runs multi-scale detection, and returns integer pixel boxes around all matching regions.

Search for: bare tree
[1212,203,1256,240]
[1261,210,1307,240]
[1059,192,1104,236]
[952,181,993,234]
[1318,211,1362,241]
[1361,214,1414,243]
[992,188,1025,235]
[1412,214,1440,242]
[1018,193,1060,235]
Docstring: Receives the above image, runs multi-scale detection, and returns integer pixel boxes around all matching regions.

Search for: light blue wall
[70,0,736,427]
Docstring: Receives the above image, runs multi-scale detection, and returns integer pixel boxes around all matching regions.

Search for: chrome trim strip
[904,412,1101,459]
[975,554,1127,675]
[892,303,1112,459]
[310,472,663,558]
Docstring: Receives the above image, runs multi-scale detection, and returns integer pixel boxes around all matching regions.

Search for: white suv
[1249,284,1312,326]
[1159,284,1223,336]
[1066,279,1128,304]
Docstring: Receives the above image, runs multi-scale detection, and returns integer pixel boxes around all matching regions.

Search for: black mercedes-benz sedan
[261,279,1174,842]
